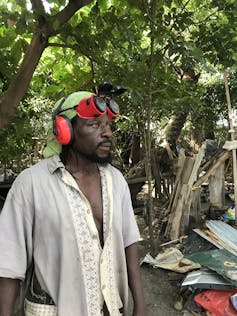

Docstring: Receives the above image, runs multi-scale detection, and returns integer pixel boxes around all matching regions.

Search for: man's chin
[86,153,112,164]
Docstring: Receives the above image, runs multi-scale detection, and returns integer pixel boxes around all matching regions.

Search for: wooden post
[224,69,237,224]
[209,163,225,208]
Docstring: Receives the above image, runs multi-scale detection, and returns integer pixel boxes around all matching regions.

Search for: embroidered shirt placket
[99,167,122,316]
[61,168,121,316]
[61,169,103,316]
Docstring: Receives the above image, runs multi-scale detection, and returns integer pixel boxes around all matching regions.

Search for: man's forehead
[79,113,110,122]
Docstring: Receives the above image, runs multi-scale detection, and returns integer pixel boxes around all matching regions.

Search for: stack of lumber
[164,143,231,240]
[164,144,206,240]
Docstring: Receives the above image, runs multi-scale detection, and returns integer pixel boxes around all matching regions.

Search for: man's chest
[74,175,104,240]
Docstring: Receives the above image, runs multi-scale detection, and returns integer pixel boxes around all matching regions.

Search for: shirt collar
[47,154,65,174]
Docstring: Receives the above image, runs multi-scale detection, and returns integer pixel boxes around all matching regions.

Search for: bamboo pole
[223,69,237,224]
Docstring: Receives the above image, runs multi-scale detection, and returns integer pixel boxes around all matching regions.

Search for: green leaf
[0,28,16,48]
[11,39,23,63]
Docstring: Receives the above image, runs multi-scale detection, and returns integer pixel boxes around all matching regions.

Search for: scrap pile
[163,140,231,241]
[141,219,237,315]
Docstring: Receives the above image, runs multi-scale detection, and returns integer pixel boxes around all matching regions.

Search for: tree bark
[0,32,47,127]
[165,115,188,150]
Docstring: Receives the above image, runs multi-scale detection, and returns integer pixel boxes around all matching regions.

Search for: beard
[84,152,112,164]
[84,140,112,164]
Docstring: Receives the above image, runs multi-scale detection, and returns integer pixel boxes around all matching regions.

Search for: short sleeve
[121,181,140,248]
[0,170,34,280]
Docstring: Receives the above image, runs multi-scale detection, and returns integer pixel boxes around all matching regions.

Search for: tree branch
[0,32,47,127]
[47,42,79,49]
[30,0,47,27]
[30,0,45,13]
[50,0,93,34]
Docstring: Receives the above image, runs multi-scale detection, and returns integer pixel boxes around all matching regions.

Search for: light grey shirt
[0,155,140,315]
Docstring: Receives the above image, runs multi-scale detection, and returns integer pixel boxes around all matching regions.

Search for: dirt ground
[130,216,196,316]
[139,265,185,316]
[131,242,188,316]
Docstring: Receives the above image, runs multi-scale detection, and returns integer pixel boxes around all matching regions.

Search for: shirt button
[102,285,106,290]
[92,235,97,239]
[87,209,90,214]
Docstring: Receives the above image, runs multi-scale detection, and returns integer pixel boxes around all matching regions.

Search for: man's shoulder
[29,155,62,171]
[106,164,123,177]
[19,158,48,175]
[16,155,60,182]
[105,164,128,187]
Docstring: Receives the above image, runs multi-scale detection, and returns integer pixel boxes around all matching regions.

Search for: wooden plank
[223,140,237,151]
[180,144,207,233]
[187,142,206,189]
[170,184,190,239]
[169,157,195,238]
[180,156,195,184]
[192,151,230,189]
[164,149,186,216]
[164,150,186,238]
[126,177,147,184]
[189,187,201,224]
[209,163,225,208]
[166,143,206,239]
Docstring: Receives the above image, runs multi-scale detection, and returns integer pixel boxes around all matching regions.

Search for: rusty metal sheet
[193,220,237,256]
[193,228,223,250]
[207,220,237,245]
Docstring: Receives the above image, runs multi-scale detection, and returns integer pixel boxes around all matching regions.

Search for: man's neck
[61,150,98,176]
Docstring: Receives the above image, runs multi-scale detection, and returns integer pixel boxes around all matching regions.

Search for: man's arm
[125,243,146,316]
[0,277,20,316]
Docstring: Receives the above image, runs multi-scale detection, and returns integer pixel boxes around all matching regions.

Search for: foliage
[0,95,52,175]
[1,0,237,172]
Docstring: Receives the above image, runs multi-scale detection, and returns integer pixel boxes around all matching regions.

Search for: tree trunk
[165,115,188,150]
[0,32,47,127]
[129,133,141,167]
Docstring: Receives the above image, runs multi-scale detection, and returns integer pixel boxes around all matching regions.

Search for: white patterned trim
[65,185,102,315]
[61,166,122,316]
[100,167,122,316]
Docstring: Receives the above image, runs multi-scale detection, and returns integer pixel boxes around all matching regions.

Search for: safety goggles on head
[75,94,119,119]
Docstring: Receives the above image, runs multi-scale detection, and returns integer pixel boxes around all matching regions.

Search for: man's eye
[89,122,99,128]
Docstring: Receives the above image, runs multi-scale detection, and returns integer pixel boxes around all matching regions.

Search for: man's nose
[101,123,112,137]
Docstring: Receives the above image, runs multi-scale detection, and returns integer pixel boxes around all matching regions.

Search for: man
[0,89,146,316]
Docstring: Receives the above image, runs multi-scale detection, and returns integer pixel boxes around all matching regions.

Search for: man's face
[71,113,113,164]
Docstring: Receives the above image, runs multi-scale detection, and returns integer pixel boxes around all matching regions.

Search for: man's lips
[97,141,112,150]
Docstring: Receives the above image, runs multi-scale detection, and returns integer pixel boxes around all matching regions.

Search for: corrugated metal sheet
[193,220,237,256]
[186,248,237,287]
[206,220,237,254]
[193,228,223,250]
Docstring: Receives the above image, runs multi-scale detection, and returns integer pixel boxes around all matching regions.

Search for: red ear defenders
[52,94,120,145]
[52,96,73,145]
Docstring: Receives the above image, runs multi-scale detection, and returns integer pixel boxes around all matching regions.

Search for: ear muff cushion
[54,115,73,145]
